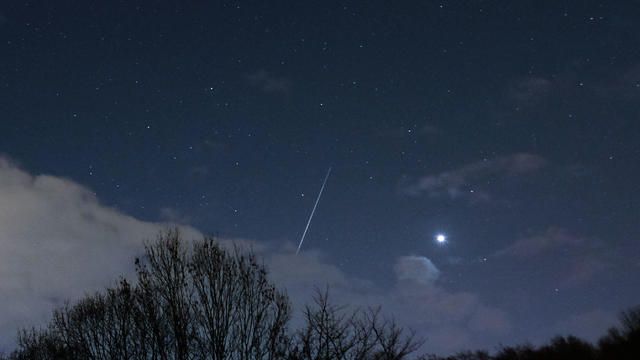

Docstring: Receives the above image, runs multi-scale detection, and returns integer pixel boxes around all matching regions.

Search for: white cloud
[0,157,200,349]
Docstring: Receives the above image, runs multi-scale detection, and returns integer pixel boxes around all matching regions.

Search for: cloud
[507,60,640,112]
[492,227,614,287]
[159,207,192,224]
[0,156,509,355]
[388,269,512,353]
[0,157,200,349]
[509,77,553,104]
[400,153,547,201]
[266,251,511,354]
[245,70,292,94]
[493,227,585,258]
[594,63,640,101]
[394,255,440,284]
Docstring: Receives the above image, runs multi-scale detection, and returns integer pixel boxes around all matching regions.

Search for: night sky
[1,1,640,355]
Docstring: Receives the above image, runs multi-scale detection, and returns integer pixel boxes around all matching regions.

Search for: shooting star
[296,166,332,255]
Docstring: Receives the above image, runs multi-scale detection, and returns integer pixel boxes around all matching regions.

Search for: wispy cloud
[400,153,547,202]
[159,207,192,224]
[245,70,292,94]
[492,227,613,287]
[509,77,553,104]
[506,59,640,112]
[595,63,640,101]
[493,227,585,258]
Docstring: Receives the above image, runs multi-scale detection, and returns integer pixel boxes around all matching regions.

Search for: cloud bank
[0,156,510,354]
[0,157,205,349]
[264,251,512,354]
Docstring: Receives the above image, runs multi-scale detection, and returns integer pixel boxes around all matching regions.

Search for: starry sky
[1,0,640,355]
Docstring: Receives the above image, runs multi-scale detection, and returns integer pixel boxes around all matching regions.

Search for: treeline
[1,229,638,359]
[427,305,640,360]
[1,230,422,360]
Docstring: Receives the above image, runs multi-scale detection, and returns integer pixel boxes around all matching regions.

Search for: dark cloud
[493,227,585,258]
[492,227,615,287]
[400,153,547,202]
[246,70,292,94]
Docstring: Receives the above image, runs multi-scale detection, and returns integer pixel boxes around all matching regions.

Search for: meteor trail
[296,166,332,255]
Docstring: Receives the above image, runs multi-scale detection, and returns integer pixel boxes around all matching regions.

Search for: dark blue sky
[1,0,639,354]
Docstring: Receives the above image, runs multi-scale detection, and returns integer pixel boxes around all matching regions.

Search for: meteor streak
[296,166,332,255]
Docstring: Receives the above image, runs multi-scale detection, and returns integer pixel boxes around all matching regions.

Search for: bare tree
[296,288,357,360]
[11,327,72,360]
[292,288,423,360]
[9,229,426,360]
[135,229,196,360]
[188,236,291,360]
[368,310,422,360]
[10,229,292,360]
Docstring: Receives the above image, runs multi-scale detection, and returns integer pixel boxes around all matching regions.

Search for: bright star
[436,234,446,243]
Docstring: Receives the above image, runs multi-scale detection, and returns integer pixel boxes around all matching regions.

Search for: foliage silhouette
[4,229,422,360]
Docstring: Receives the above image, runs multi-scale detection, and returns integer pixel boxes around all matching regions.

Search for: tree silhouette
[8,230,291,360]
[290,287,423,360]
[9,228,637,359]
[598,306,640,360]
[423,306,640,360]
[6,229,423,360]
